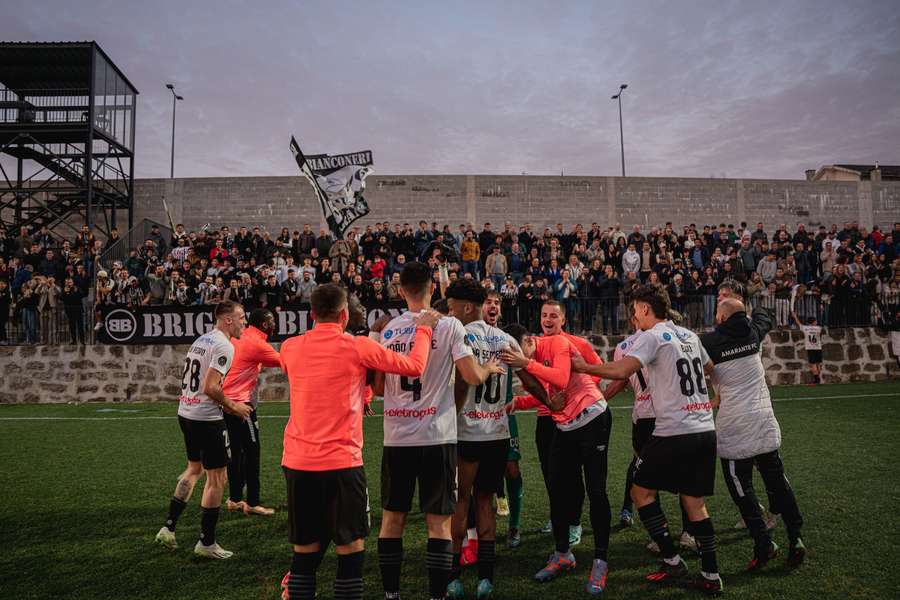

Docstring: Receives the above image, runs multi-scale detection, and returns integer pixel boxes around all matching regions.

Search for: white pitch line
[0,392,897,421]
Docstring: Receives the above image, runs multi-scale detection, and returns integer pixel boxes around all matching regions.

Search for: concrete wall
[1,328,895,404]
[132,175,900,235]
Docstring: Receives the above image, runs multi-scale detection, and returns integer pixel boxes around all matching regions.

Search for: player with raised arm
[573,284,723,595]
[444,281,551,599]
[792,312,822,385]
[373,262,503,600]
[155,300,252,559]
[222,308,281,516]
[501,318,613,596]
[279,284,440,600]
[702,298,806,571]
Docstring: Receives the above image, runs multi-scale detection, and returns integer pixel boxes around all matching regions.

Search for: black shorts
[283,466,370,546]
[631,417,656,455]
[634,430,717,498]
[381,443,457,515]
[807,349,822,364]
[178,416,230,469]
[458,439,510,494]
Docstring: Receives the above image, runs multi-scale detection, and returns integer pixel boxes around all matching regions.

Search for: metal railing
[3,289,897,346]
[0,87,92,125]
[0,304,94,345]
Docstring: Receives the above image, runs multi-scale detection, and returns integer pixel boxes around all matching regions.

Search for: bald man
[700,298,806,572]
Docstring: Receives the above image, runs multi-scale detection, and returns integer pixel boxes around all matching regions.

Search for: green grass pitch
[1,381,899,599]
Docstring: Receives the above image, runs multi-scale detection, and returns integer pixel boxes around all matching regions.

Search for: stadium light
[611,83,628,177]
[166,84,184,179]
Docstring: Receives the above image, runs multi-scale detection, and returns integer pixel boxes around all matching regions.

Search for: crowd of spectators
[1,218,899,344]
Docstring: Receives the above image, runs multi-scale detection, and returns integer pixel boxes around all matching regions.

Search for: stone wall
[133,174,900,234]
[0,328,895,403]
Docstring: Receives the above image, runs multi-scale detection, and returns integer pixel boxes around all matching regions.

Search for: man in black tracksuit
[700,299,806,571]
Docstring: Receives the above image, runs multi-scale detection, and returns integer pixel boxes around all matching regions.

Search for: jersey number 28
[181,358,202,394]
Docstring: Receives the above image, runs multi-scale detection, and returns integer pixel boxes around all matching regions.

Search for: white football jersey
[381,312,473,446]
[457,320,519,442]
[801,325,822,351]
[628,321,714,437]
[177,328,234,421]
[614,332,655,424]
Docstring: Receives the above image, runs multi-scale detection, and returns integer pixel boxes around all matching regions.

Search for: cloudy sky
[3,0,898,179]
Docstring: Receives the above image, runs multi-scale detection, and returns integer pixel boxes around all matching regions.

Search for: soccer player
[607,305,696,552]
[572,284,723,595]
[445,281,551,599]
[702,298,806,570]
[502,327,613,595]
[222,308,281,516]
[155,300,252,559]
[792,313,822,384]
[279,284,440,600]
[373,262,503,600]
[482,291,525,549]
[530,300,601,546]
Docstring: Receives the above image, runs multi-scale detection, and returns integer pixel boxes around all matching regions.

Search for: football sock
[377,538,403,595]
[199,506,219,546]
[334,551,364,600]
[165,497,187,531]
[477,539,496,582]
[288,550,323,600]
[506,474,524,530]
[426,538,454,599]
[638,501,676,559]
[692,518,719,575]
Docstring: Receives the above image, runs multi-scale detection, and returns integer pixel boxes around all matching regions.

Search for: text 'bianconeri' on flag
[290,136,374,240]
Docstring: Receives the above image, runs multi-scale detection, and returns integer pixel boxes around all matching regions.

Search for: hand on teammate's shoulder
[414,309,442,330]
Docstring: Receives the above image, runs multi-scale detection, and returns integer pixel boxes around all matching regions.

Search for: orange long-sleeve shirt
[222,326,282,404]
[527,332,602,416]
[524,335,605,424]
[280,322,433,471]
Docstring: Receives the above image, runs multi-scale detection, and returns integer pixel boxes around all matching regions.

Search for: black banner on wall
[98,302,407,345]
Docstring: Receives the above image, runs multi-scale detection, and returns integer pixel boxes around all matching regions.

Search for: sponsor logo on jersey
[218,356,227,366]
[384,406,437,419]
[382,329,394,339]
[662,332,672,341]
[384,325,416,340]
[620,342,628,350]
[467,332,507,344]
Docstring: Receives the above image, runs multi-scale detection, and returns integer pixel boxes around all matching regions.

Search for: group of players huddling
[154,259,807,599]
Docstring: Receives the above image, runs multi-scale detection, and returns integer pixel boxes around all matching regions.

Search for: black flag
[290,136,373,240]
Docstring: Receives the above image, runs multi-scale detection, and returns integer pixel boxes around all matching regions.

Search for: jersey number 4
[181,358,202,394]
[400,376,422,402]
[675,357,707,397]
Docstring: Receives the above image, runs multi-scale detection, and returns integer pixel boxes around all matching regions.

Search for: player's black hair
[399,261,432,297]
[214,300,240,319]
[310,283,348,322]
[431,298,450,315]
[630,284,671,319]
[503,323,528,344]
[248,308,273,329]
[445,279,487,305]
[807,316,817,325]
